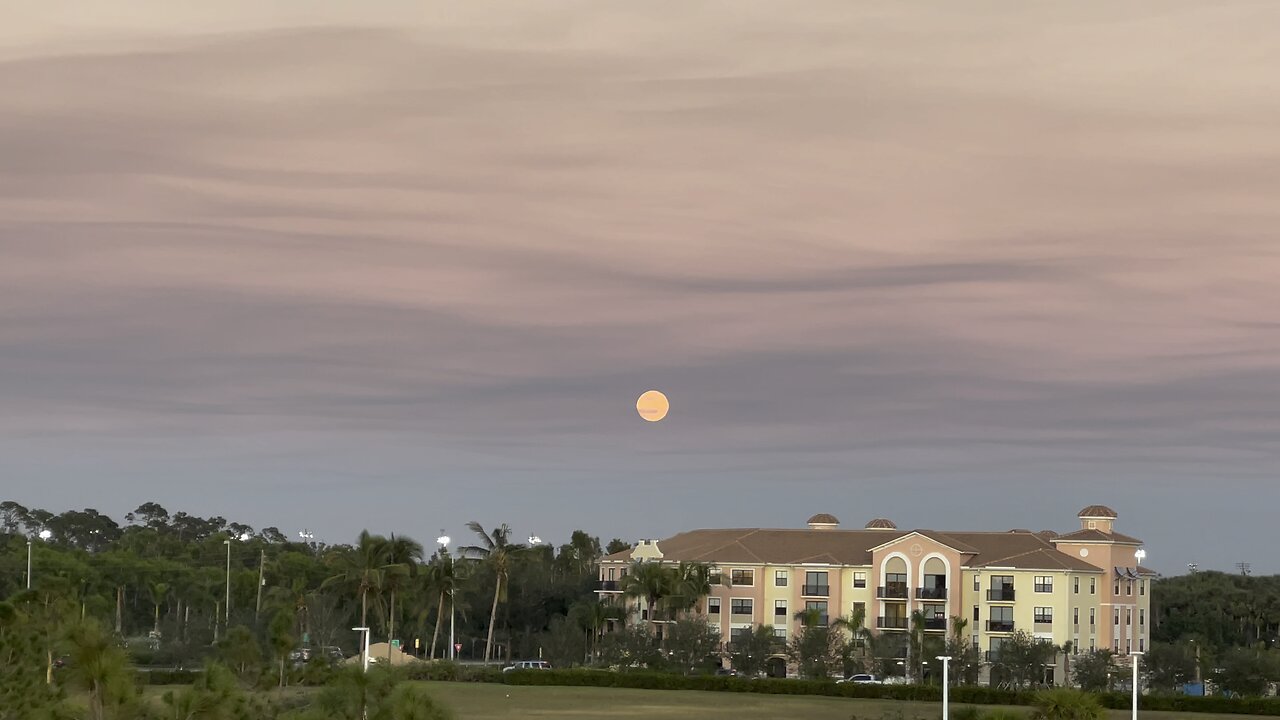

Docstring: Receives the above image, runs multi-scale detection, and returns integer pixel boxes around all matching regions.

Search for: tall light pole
[353,627,371,672]
[224,539,232,627]
[438,533,455,661]
[937,656,952,720]
[1130,651,1143,720]
[26,529,52,589]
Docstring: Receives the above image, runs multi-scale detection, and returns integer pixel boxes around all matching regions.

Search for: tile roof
[1052,528,1143,544]
[604,527,1106,572]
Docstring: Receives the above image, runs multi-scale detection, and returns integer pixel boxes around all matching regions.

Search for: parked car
[837,673,882,684]
[715,668,738,676]
[502,660,552,672]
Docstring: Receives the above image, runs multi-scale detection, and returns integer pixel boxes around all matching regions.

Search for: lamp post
[26,529,52,589]
[1130,651,1143,720]
[437,533,455,661]
[224,532,251,628]
[353,627,371,672]
[937,656,952,720]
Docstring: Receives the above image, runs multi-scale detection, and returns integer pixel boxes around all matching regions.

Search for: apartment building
[597,505,1153,683]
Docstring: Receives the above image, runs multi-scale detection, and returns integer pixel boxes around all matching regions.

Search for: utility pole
[1236,562,1251,576]
[255,549,266,624]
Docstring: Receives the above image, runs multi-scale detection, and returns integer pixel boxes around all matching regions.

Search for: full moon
[636,390,670,422]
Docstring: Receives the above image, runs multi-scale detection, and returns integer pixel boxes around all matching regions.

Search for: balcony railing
[802,584,830,597]
[597,580,620,592]
[986,588,1016,602]
[877,616,908,630]
[915,587,948,600]
[877,585,908,599]
[986,620,1015,632]
[923,617,947,631]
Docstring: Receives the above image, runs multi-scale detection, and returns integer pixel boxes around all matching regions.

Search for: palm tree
[147,580,169,636]
[833,605,872,673]
[379,534,424,665]
[462,522,519,663]
[668,562,719,618]
[322,531,387,632]
[906,609,929,683]
[65,619,132,720]
[622,560,673,638]
[422,551,466,659]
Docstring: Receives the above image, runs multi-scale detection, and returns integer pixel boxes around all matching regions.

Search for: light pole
[438,533,455,661]
[224,532,250,628]
[26,529,52,589]
[937,656,952,720]
[353,627,371,672]
[1130,651,1143,720]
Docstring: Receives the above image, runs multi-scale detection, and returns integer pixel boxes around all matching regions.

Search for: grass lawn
[415,682,1259,720]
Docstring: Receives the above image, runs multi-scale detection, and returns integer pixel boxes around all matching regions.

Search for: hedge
[495,670,1280,716]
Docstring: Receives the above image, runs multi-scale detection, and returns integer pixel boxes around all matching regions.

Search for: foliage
[0,600,61,720]
[1030,688,1105,720]
[663,618,722,674]
[158,663,245,720]
[1144,641,1199,692]
[1215,647,1279,697]
[729,625,783,677]
[63,619,138,720]
[1070,650,1116,692]
[217,626,262,678]
[991,631,1056,689]
[788,615,845,679]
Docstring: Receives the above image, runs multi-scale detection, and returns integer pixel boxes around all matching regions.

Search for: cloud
[2,3,1280,570]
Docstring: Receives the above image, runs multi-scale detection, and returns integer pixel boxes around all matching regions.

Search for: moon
[636,390,670,422]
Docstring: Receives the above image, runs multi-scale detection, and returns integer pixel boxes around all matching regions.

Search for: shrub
[952,705,982,720]
[1031,688,1104,720]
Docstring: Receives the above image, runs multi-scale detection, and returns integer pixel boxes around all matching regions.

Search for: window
[1114,609,1120,626]
[1140,609,1145,627]
[1140,580,1146,596]
[988,605,1014,631]
[1073,639,1080,654]
[1035,576,1053,593]
[1126,609,1132,625]
[1034,607,1053,624]
[708,598,721,615]
[1113,639,1119,652]
[1139,638,1145,652]
[608,567,616,580]
[1126,639,1132,654]
[973,575,980,592]
[804,600,828,626]
[1114,581,1120,595]
[1089,578,1096,595]
[853,602,865,618]
[1089,608,1096,627]
[973,606,979,622]
[1090,638,1096,651]
[1074,577,1079,594]
[731,569,754,587]
[853,572,867,589]
[805,571,829,596]
[708,567,720,584]
[730,627,748,641]
[775,600,787,618]
[989,575,1014,601]
[1126,581,1133,596]
[1073,608,1079,626]
[775,570,788,587]
[773,627,787,639]
[730,599,752,616]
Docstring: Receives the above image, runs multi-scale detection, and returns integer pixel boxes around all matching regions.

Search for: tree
[323,530,388,632]
[0,600,60,720]
[64,619,136,720]
[667,562,717,618]
[832,607,873,677]
[995,631,1057,689]
[943,617,980,685]
[423,552,466,660]
[789,609,842,679]
[729,624,780,677]
[1215,646,1276,696]
[269,611,296,688]
[217,626,262,678]
[664,618,722,674]
[379,534,424,665]
[1144,641,1198,692]
[1071,649,1116,692]
[621,561,673,639]
[159,663,245,720]
[605,539,630,555]
[463,522,519,664]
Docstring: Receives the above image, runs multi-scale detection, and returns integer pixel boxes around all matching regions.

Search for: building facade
[597,505,1154,683]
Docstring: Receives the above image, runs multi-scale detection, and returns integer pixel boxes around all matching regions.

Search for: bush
[952,706,982,720]
[983,709,1029,720]
[1031,689,1104,720]
[139,668,202,685]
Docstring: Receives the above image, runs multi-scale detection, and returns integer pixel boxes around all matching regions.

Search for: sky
[3,1,1280,574]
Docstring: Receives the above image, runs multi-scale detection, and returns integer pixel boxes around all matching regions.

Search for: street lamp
[224,532,251,626]
[352,627,371,672]
[937,656,952,720]
[26,529,52,589]
[528,535,542,546]
[1130,651,1143,720]
[437,533,455,661]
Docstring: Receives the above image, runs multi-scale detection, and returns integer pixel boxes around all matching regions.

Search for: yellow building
[597,505,1153,684]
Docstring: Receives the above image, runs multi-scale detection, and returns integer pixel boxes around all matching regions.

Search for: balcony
[923,617,947,631]
[596,580,621,592]
[986,620,1015,632]
[986,588,1016,602]
[800,615,829,627]
[802,584,830,597]
[877,585,908,600]
[877,616,908,630]
[915,587,948,600]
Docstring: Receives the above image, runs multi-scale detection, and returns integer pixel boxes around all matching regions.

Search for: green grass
[415,683,1268,720]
